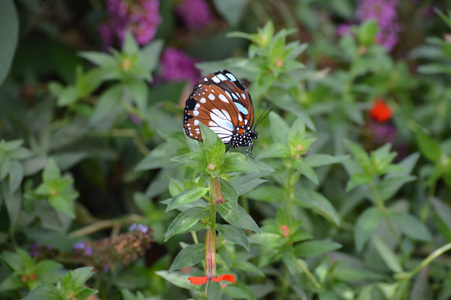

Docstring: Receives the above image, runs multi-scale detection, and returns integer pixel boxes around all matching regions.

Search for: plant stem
[369,183,405,254]
[398,242,451,280]
[293,258,322,291]
[415,243,451,273]
[285,167,295,223]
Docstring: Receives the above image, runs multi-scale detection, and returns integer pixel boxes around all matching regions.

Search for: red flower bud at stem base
[188,274,236,285]
[370,99,393,122]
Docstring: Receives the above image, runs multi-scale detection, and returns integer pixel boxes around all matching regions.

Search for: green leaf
[171,152,207,172]
[155,271,201,291]
[223,286,252,300]
[269,113,289,144]
[69,267,95,287]
[3,186,22,228]
[230,174,266,196]
[0,250,22,272]
[139,39,163,73]
[218,246,231,268]
[256,143,290,159]
[295,189,340,226]
[48,194,75,218]
[390,212,432,242]
[246,186,284,203]
[220,179,238,203]
[79,51,116,67]
[431,197,451,241]
[0,276,24,292]
[169,244,205,272]
[8,160,23,194]
[35,260,63,275]
[358,20,378,46]
[90,84,124,125]
[372,237,403,273]
[346,173,373,192]
[22,284,62,300]
[0,0,18,87]
[76,68,104,97]
[355,207,384,251]
[416,131,442,162]
[42,159,61,182]
[166,187,209,212]
[217,202,261,233]
[57,86,80,106]
[126,79,148,111]
[212,0,250,26]
[217,224,250,251]
[164,207,209,242]
[294,240,342,257]
[305,154,350,167]
[345,140,370,167]
[292,159,318,185]
[222,153,257,174]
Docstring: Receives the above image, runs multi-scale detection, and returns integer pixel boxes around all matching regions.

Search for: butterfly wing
[183,70,254,144]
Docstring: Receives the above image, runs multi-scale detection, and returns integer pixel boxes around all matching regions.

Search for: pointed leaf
[164,207,209,242]
[166,187,209,212]
[169,244,205,272]
[217,202,261,233]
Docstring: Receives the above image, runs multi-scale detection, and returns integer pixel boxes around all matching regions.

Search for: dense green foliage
[0,1,451,299]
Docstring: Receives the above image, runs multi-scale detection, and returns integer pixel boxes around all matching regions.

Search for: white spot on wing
[241,93,246,100]
[212,76,220,83]
[219,94,228,103]
[232,93,238,100]
[200,98,206,103]
[225,91,232,100]
[217,74,227,81]
[234,102,249,115]
[193,111,199,116]
[210,113,234,131]
[194,120,199,125]
[208,94,215,100]
[226,73,237,81]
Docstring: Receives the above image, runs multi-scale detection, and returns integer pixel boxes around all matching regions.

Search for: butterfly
[183,70,259,154]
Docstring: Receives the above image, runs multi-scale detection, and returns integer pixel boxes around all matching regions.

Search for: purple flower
[176,0,214,29]
[129,223,149,233]
[74,241,93,256]
[356,0,401,51]
[337,23,353,37]
[368,121,397,144]
[101,0,162,48]
[160,48,200,85]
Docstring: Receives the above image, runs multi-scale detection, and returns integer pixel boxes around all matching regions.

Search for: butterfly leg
[246,143,254,159]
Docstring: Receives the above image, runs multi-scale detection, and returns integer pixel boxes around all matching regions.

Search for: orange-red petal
[370,99,392,122]
[188,276,208,285]
[211,274,236,284]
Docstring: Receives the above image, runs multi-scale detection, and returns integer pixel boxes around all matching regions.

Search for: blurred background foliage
[0,0,451,299]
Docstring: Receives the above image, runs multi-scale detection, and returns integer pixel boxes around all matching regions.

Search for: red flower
[370,99,392,122]
[280,225,289,238]
[188,274,236,285]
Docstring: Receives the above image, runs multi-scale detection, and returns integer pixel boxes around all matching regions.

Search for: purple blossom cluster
[356,0,401,51]
[73,226,153,272]
[100,0,162,48]
[176,0,214,29]
[160,47,200,85]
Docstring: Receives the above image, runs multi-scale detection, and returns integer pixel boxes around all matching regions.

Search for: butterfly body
[183,70,257,150]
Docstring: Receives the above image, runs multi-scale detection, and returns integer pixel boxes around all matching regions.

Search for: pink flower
[160,48,200,85]
[176,0,214,29]
[356,0,401,51]
[101,0,162,48]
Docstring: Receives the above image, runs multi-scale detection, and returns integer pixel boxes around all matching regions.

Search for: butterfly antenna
[254,105,273,129]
